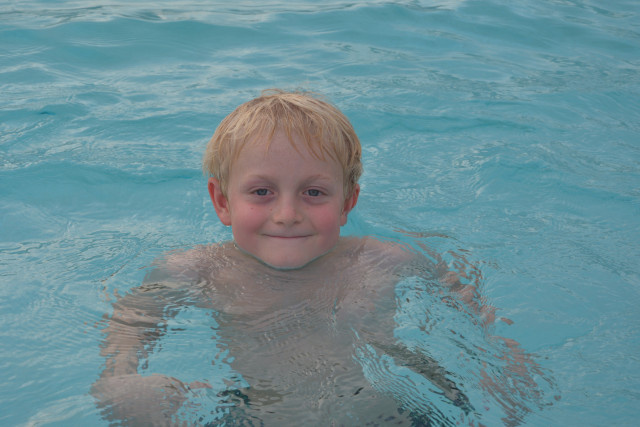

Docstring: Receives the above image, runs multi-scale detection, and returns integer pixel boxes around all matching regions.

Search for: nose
[271,195,303,225]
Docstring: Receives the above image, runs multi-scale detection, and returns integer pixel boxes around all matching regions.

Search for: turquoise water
[1,0,639,425]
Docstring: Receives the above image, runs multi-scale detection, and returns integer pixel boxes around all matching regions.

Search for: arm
[410,239,503,326]
[376,232,556,424]
[410,240,557,425]
[98,280,176,376]
[91,269,209,426]
[368,340,474,414]
[346,239,474,413]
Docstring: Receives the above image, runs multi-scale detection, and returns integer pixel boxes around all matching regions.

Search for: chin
[235,242,336,271]
[256,251,333,271]
[260,256,315,271]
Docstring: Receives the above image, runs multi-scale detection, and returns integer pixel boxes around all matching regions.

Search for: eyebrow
[302,174,337,184]
[241,174,338,189]
[244,173,336,182]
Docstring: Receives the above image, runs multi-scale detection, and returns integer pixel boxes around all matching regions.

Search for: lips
[265,235,309,239]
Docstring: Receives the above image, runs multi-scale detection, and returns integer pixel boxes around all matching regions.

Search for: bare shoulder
[364,236,415,259]
[340,236,415,259]
[144,242,238,284]
[162,243,224,269]
[332,236,418,273]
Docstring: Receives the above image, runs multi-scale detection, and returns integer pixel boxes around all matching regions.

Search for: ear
[208,177,232,226]
[340,184,360,226]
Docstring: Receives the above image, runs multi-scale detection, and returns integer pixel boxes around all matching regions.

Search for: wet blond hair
[203,89,362,198]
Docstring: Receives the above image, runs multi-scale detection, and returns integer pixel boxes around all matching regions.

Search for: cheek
[230,204,265,231]
[313,206,344,232]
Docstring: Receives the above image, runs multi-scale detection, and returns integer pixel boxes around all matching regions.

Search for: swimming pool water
[1,0,639,425]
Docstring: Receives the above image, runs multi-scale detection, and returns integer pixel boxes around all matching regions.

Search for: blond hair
[203,89,362,198]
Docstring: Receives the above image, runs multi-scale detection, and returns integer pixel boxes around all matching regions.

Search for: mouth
[264,234,310,239]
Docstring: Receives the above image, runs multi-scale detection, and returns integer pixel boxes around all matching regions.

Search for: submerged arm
[412,241,502,326]
[412,240,556,425]
[98,281,177,375]
[369,340,474,414]
[92,271,208,425]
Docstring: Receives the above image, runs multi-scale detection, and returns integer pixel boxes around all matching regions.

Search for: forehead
[238,129,333,163]
[232,131,343,175]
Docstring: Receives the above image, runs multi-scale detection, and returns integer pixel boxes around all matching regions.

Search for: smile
[264,235,310,239]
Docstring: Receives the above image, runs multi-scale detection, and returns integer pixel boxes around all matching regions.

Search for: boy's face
[208,130,359,270]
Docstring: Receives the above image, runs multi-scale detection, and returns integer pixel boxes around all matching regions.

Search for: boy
[92,90,549,426]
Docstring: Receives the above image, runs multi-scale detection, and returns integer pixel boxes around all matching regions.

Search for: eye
[306,189,322,197]
[254,188,269,196]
